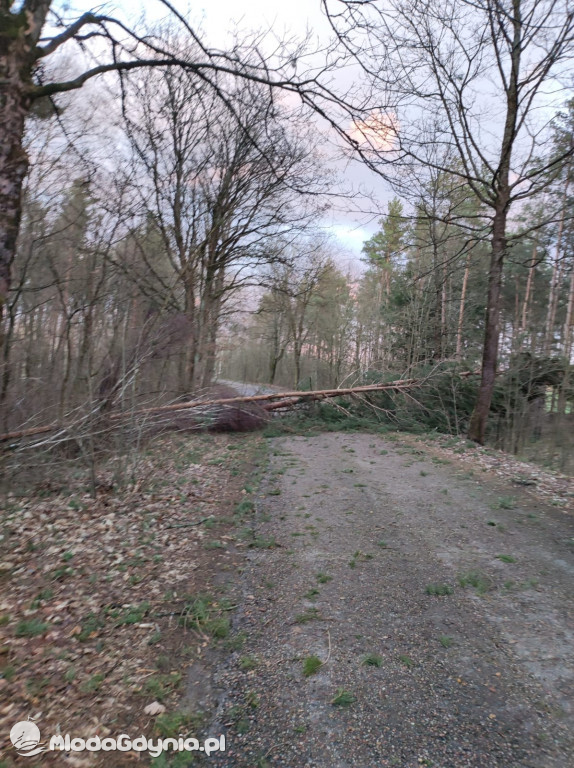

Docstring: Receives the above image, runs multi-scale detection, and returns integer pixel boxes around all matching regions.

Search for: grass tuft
[303,655,322,677]
[458,570,489,594]
[294,607,320,624]
[425,583,454,596]
[15,619,50,637]
[239,655,258,671]
[331,688,356,706]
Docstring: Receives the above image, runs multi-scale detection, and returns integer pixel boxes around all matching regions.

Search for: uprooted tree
[3,0,574,452]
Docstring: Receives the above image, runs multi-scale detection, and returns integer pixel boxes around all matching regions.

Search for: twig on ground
[324,629,332,665]
[166,516,215,529]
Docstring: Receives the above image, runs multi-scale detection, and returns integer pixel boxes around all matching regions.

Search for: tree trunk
[520,238,537,339]
[544,172,570,354]
[0,40,31,351]
[563,261,574,361]
[456,251,471,360]
[1,1,53,377]
[468,208,507,443]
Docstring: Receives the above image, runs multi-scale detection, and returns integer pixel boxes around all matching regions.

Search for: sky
[197,0,390,261]
[64,0,389,261]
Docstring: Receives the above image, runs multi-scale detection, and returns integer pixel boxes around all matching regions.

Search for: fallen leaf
[144,702,166,716]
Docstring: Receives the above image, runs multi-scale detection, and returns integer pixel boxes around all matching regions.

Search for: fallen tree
[0,378,419,442]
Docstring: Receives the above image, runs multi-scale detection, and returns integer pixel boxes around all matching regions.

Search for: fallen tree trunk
[0,378,419,442]
[110,378,419,418]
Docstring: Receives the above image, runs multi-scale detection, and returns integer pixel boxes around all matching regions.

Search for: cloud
[349,112,398,152]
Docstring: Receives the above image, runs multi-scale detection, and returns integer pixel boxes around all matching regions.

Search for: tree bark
[519,238,537,339]
[0,3,52,339]
[544,172,570,354]
[0,27,30,347]
[563,259,574,362]
[456,251,471,360]
[468,208,507,443]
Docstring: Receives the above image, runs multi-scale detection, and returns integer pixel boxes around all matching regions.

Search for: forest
[1,0,574,476]
[2,4,574,768]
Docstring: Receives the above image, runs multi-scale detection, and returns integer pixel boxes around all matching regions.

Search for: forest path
[209,431,574,768]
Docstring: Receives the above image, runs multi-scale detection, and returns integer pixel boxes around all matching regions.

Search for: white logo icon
[9,718,44,757]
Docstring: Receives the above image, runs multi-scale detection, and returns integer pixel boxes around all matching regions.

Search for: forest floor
[0,431,264,767]
[0,426,573,767]
[208,430,574,768]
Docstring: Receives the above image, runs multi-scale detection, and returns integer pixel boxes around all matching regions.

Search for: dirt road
[208,432,574,768]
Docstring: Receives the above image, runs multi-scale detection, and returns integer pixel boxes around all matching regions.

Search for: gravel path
[208,432,574,768]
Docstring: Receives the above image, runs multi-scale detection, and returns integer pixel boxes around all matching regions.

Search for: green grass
[115,602,150,626]
[425,583,454,596]
[2,665,16,682]
[225,632,247,651]
[64,666,77,683]
[154,711,202,739]
[439,635,454,648]
[399,654,415,668]
[51,566,74,580]
[458,570,489,594]
[81,672,105,693]
[294,607,320,624]
[316,572,332,584]
[377,539,388,548]
[248,536,278,549]
[15,619,50,637]
[178,595,229,639]
[331,688,356,706]
[203,540,225,549]
[496,554,517,563]
[246,690,259,708]
[239,655,259,671]
[497,496,516,510]
[362,653,383,667]
[204,617,230,639]
[304,588,320,600]
[303,655,322,677]
[77,612,105,642]
[30,588,53,609]
[143,672,182,701]
[235,499,254,517]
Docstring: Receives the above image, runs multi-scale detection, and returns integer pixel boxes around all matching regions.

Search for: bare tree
[0,0,344,353]
[116,52,326,391]
[323,0,574,442]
